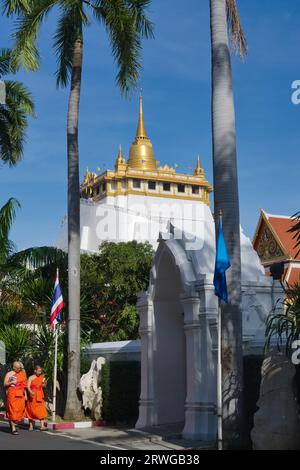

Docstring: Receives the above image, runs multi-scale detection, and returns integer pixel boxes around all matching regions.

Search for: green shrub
[102,361,140,424]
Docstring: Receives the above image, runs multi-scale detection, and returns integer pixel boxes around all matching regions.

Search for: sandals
[11,430,18,435]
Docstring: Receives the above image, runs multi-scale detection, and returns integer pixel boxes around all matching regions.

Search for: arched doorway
[152,250,186,426]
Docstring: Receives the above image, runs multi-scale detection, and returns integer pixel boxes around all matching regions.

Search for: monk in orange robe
[4,361,27,435]
[26,365,47,431]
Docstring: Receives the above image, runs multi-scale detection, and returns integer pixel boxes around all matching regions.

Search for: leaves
[264,284,300,356]
[80,241,154,341]
[0,324,33,363]
[94,0,154,94]
[226,0,247,58]
[11,0,59,71]
[0,49,35,165]
[0,198,20,264]
[10,0,153,93]
[54,2,89,88]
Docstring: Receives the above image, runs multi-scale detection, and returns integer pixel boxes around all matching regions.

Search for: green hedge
[101,361,141,424]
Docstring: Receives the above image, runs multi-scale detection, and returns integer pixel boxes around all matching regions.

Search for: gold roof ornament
[115,145,127,172]
[127,94,157,171]
[194,156,204,177]
[82,168,97,196]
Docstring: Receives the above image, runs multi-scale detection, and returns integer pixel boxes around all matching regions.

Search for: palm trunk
[210,0,244,447]
[63,38,83,420]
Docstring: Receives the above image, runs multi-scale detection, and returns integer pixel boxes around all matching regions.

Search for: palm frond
[2,0,31,16]
[92,0,154,95]
[54,3,89,88]
[0,79,35,163]
[11,0,59,71]
[8,246,67,272]
[0,48,13,77]
[0,198,20,241]
[226,0,247,58]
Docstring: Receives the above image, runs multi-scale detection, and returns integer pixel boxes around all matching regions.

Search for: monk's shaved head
[12,361,22,371]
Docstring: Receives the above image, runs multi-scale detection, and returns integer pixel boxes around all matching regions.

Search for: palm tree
[0,48,35,165]
[9,0,154,419]
[210,0,246,447]
[0,198,20,265]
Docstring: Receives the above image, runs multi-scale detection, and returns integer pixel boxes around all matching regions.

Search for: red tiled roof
[266,214,300,260]
[286,267,300,286]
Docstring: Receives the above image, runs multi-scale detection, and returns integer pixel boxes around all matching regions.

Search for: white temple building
[55,96,284,442]
[55,96,213,252]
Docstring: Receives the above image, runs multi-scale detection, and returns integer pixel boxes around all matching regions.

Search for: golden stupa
[127,95,157,171]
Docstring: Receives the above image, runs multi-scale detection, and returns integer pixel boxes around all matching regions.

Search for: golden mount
[81,96,213,205]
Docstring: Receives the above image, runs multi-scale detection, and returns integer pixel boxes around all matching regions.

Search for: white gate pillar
[136,293,155,428]
[181,288,216,441]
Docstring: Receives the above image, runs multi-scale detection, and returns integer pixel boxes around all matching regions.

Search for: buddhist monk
[26,365,47,431]
[4,361,27,435]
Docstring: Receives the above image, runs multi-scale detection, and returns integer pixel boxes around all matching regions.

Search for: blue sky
[1,0,300,250]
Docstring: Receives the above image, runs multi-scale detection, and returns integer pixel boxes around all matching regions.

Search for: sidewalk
[54,423,216,450]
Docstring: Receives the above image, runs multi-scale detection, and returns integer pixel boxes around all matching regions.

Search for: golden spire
[115,144,127,171]
[127,94,157,171]
[194,155,204,176]
[117,144,124,163]
[136,94,148,138]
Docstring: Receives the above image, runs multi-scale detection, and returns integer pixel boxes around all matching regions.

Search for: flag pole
[217,210,223,451]
[52,323,58,422]
[217,297,223,450]
[52,268,59,422]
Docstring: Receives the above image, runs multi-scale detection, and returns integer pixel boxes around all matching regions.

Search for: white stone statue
[79,356,106,420]
[251,351,300,450]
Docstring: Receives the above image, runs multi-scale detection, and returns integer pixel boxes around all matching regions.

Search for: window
[133,179,141,189]
[192,186,200,195]
[177,184,185,193]
[121,180,126,190]
[148,180,156,190]
[163,182,171,192]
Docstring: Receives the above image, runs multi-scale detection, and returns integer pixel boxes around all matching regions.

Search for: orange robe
[26,375,47,420]
[6,370,27,422]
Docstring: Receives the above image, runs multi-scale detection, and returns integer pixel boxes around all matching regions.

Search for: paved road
[0,420,122,450]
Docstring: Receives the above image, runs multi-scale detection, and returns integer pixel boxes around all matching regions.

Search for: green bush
[102,361,140,424]
[243,355,264,448]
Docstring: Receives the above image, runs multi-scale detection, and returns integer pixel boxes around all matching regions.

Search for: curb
[0,412,106,430]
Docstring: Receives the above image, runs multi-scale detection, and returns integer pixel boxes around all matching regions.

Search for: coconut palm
[0,48,35,165]
[0,197,20,265]
[210,0,246,446]
[9,0,154,419]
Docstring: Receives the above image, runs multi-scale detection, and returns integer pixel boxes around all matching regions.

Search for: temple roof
[253,209,300,286]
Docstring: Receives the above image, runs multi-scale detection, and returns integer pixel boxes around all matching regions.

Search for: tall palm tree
[210,0,246,447]
[9,0,154,419]
[0,48,35,165]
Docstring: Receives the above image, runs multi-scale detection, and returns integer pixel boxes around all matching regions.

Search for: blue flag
[213,219,231,303]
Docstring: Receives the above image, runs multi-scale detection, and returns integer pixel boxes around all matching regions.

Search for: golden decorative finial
[82,168,97,196]
[115,145,127,171]
[127,94,157,171]
[194,155,203,176]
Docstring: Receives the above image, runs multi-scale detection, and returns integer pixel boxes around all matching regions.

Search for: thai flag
[50,270,64,329]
